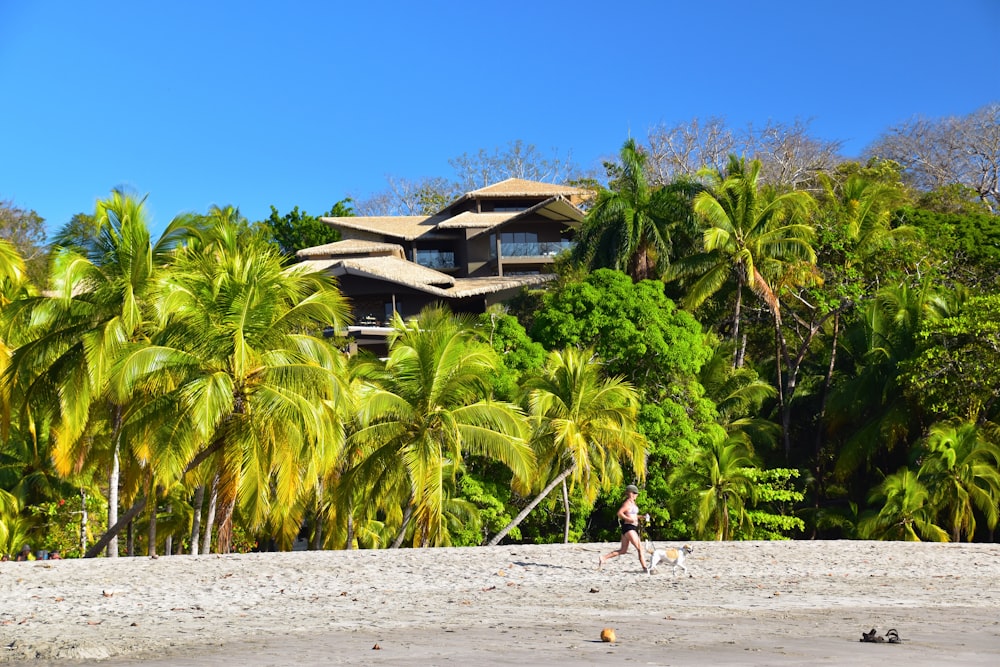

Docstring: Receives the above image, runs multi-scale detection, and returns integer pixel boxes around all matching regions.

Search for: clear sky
[3,0,998,238]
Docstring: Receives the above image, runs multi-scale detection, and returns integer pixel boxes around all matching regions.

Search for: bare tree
[355,141,585,216]
[866,103,1000,213]
[354,175,459,216]
[643,117,842,190]
[449,140,580,191]
[744,119,845,190]
[645,117,736,185]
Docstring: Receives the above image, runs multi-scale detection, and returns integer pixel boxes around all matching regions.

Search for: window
[415,249,456,269]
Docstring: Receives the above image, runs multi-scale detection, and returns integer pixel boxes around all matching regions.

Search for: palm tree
[342,306,533,548]
[671,156,816,367]
[108,220,352,552]
[669,428,758,541]
[5,190,203,556]
[573,138,698,281]
[918,420,1000,542]
[858,468,948,541]
[487,347,646,546]
[830,281,954,479]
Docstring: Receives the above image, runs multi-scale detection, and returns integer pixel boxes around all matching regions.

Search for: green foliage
[27,493,108,558]
[256,200,351,256]
[476,308,545,401]
[669,429,759,541]
[529,269,718,541]
[531,269,712,387]
[453,470,519,546]
[0,199,47,286]
[901,294,1000,422]
[897,207,1000,289]
[858,468,949,541]
[741,468,806,540]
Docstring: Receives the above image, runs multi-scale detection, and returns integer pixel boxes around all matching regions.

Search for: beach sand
[2,540,999,666]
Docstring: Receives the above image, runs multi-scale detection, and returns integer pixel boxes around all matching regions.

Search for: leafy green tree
[257,200,351,256]
[343,306,533,548]
[530,269,717,538]
[896,207,1000,290]
[741,468,805,539]
[917,420,1000,542]
[476,307,545,402]
[487,347,646,545]
[572,138,697,281]
[0,199,46,286]
[669,428,758,540]
[901,293,1000,422]
[858,468,948,541]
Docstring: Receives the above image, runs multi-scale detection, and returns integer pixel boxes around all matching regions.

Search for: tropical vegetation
[2,105,1000,556]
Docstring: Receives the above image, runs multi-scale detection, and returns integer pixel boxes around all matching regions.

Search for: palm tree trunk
[733,281,745,368]
[391,504,413,549]
[85,496,147,557]
[814,311,840,459]
[311,479,324,550]
[561,479,571,543]
[107,404,123,558]
[78,488,88,555]
[202,475,218,555]
[190,485,204,555]
[164,502,172,556]
[148,497,157,557]
[486,466,574,547]
[107,439,120,557]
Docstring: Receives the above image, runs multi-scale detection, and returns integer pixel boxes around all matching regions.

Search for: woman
[598,484,648,571]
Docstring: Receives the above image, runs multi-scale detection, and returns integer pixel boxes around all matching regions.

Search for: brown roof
[435,211,520,229]
[319,215,442,241]
[465,178,589,199]
[443,274,555,298]
[296,239,405,259]
[329,256,455,288]
[309,255,553,299]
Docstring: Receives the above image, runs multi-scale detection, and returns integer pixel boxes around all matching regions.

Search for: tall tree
[858,468,948,541]
[573,139,697,281]
[487,347,646,546]
[5,189,203,556]
[257,200,351,256]
[917,420,1000,542]
[343,306,533,548]
[866,102,1000,213]
[669,428,758,541]
[671,156,816,368]
[112,220,352,552]
[0,199,46,286]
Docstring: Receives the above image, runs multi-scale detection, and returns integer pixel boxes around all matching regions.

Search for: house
[295,178,590,352]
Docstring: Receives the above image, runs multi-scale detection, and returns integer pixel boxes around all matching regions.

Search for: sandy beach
[2,540,999,666]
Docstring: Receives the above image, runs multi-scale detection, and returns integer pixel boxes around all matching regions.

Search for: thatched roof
[443,274,555,298]
[311,254,553,299]
[435,211,519,229]
[463,178,589,200]
[319,215,442,241]
[295,239,405,260]
[328,256,455,288]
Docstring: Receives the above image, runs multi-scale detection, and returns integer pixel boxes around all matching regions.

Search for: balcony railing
[491,240,574,259]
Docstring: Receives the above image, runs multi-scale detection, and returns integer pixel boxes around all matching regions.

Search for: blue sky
[2,0,998,238]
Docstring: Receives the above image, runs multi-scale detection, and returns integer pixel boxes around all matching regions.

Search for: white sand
[2,541,999,666]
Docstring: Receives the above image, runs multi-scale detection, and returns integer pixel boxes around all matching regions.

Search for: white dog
[646,543,693,577]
